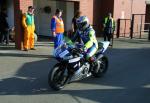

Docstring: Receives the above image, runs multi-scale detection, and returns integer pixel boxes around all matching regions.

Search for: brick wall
[14,0,33,50]
[114,0,146,37]
[65,0,94,24]
[79,0,94,24]
[114,0,146,20]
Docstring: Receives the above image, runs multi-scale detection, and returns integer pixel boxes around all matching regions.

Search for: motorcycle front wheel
[92,56,108,77]
[48,63,68,90]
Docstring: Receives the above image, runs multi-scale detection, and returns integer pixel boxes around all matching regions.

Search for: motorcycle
[48,41,110,90]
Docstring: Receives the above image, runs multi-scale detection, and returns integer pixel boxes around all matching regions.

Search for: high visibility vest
[104,17,115,29]
[25,13,34,26]
[22,13,35,31]
[53,16,64,33]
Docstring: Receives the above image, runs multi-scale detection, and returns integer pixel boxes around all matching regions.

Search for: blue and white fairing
[53,43,81,62]
[100,41,110,53]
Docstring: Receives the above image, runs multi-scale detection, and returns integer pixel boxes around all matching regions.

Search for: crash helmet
[76,16,90,31]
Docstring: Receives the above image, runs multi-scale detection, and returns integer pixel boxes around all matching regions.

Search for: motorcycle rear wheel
[92,56,108,77]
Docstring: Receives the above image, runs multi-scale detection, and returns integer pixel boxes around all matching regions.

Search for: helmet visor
[77,22,87,30]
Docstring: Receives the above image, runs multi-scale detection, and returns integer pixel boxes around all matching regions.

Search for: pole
[130,0,133,19]
[130,14,134,39]
[148,25,150,41]
[139,15,143,39]
[130,0,134,39]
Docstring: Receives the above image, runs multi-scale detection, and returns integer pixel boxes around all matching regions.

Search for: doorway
[0,0,14,29]
[34,0,77,37]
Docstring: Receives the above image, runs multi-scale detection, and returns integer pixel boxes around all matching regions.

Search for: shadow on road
[0,47,150,103]
[0,58,56,95]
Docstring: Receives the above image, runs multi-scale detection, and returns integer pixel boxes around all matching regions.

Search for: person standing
[71,11,82,43]
[51,8,64,49]
[22,6,35,51]
[72,11,81,33]
[0,9,9,45]
[103,13,115,45]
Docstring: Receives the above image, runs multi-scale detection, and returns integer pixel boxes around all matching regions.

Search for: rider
[71,16,98,62]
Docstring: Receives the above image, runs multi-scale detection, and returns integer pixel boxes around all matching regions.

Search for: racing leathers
[72,25,98,60]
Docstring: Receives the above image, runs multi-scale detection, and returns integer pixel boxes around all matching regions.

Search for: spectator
[22,6,35,51]
[71,11,82,43]
[51,8,64,49]
[0,9,9,45]
[72,11,82,33]
[103,13,115,46]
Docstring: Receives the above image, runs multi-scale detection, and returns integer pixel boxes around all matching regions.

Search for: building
[0,0,148,49]
[145,0,150,23]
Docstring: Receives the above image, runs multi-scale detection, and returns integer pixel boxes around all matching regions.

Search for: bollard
[148,26,150,41]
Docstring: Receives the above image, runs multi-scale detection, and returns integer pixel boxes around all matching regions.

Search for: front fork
[61,64,74,84]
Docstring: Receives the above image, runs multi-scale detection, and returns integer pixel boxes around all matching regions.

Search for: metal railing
[116,19,131,38]
[130,14,145,39]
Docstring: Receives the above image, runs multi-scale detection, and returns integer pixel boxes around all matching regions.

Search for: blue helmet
[76,16,89,31]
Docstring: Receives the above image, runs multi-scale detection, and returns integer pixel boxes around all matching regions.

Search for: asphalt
[0,35,150,103]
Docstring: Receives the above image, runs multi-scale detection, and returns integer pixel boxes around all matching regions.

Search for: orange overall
[22,13,35,50]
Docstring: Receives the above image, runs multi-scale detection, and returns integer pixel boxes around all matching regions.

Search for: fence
[117,19,131,38]
[117,14,148,39]
[130,14,145,39]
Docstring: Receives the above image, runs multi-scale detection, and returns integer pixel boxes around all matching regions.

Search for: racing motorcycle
[48,41,110,90]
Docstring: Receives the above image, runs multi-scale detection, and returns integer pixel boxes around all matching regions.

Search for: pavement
[0,36,150,103]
